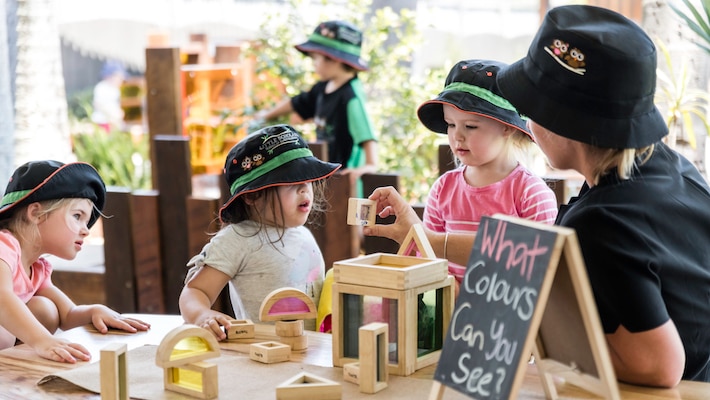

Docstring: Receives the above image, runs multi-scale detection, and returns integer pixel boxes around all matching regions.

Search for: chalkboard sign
[432,215,566,400]
[430,214,621,400]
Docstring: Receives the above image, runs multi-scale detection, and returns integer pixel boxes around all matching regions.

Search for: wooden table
[0,314,708,399]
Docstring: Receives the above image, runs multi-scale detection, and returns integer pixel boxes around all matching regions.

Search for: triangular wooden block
[397,224,436,259]
[276,372,341,399]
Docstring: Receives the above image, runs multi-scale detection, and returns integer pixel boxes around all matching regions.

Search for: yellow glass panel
[171,367,204,391]
[170,336,211,361]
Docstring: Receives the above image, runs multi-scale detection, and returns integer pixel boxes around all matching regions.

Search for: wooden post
[361,173,400,255]
[130,190,164,314]
[100,343,128,400]
[103,188,136,312]
[154,136,192,313]
[145,47,182,186]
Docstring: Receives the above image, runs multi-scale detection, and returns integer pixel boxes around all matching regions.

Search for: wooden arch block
[259,287,317,322]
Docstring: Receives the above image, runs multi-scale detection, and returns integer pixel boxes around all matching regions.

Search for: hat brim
[417,94,531,139]
[219,156,341,222]
[295,42,369,71]
[0,162,106,228]
[497,57,668,148]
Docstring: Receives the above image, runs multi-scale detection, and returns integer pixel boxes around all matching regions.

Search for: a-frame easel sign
[428,214,620,400]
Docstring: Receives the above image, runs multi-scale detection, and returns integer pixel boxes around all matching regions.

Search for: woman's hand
[362,186,422,244]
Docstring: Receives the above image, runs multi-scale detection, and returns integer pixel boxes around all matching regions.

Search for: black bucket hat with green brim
[295,20,369,71]
[417,59,531,139]
[496,5,667,148]
[0,160,106,228]
[220,124,341,222]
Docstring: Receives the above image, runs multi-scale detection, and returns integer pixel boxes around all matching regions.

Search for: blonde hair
[588,144,655,186]
[0,198,99,252]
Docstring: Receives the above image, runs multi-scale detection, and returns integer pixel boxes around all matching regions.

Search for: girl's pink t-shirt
[0,230,53,303]
[423,165,559,282]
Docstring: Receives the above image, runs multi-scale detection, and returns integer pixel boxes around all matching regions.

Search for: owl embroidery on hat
[252,153,264,166]
[544,39,586,75]
[241,156,253,171]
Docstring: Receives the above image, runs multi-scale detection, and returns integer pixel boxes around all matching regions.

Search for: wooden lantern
[332,225,455,376]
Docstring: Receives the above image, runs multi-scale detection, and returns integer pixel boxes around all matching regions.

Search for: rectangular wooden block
[359,322,388,394]
[225,319,255,339]
[333,253,447,290]
[249,341,290,364]
[100,342,128,400]
[347,198,377,226]
[343,362,360,385]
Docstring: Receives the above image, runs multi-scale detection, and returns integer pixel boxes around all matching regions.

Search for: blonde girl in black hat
[0,161,150,362]
[180,124,340,340]
[254,20,377,196]
[365,5,710,388]
[416,59,558,295]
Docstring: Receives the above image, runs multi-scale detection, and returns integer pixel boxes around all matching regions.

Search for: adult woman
[365,5,710,387]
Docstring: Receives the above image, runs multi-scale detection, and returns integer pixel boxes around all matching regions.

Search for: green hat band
[444,82,521,114]
[307,33,361,57]
[0,189,31,208]
[230,147,314,195]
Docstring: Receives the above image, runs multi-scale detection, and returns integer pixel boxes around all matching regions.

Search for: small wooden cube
[225,319,255,340]
[342,362,360,385]
[249,341,291,364]
[347,198,377,226]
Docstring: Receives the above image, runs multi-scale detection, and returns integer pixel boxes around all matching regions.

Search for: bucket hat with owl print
[219,124,340,222]
[497,5,667,148]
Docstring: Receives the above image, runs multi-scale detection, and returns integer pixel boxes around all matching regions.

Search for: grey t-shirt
[185,220,324,330]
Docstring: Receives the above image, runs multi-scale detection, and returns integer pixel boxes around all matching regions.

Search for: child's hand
[35,338,91,364]
[197,313,231,341]
[89,305,151,334]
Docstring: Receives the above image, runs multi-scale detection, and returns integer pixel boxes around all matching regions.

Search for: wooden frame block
[343,362,360,384]
[359,322,388,393]
[332,276,455,376]
[156,325,220,369]
[259,287,317,322]
[333,253,447,291]
[225,319,255,340]
[100,342,128,400]
[347,198,377,226]
[249,341,291,364]
[276,372,341,400]
[275,320,304,337]
[164,361,217,399]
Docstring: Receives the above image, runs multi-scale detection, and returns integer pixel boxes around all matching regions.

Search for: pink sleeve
[518,175,559,224]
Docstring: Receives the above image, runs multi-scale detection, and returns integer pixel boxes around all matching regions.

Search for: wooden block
[359,322,389,393]
[276,372,341,400]
[333,253,447,290]
[275,320,304,337]
[225,319,255,339]
[259,287,317,322]
[279,333,308,351]
[249,341,291,364]
[155,325,220,369]
[164,361,217,399]
[347,198,377,226]
[100,343,128,400]
[343,362,360,385]
[397,224,436,259]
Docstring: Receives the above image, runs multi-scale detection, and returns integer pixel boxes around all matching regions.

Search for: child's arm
[254,97,294,122]
[0,261,91,363]
[37,284,150,333]
[179,265,233,340]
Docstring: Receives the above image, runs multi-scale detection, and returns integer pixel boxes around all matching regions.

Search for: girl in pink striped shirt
[417,59,558,293]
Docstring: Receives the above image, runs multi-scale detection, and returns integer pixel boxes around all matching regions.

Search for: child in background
[0,160,150,362]
[255,20,377,193]
[179,124,340,339]
[91,60,126,133]
[416,59,558,293]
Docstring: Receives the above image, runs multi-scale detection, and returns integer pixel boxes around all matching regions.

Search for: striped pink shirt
[423,164,558,282]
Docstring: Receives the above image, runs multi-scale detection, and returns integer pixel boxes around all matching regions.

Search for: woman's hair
[588,144,655,185]
[220,180,329,244]
[0,198,98,252]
